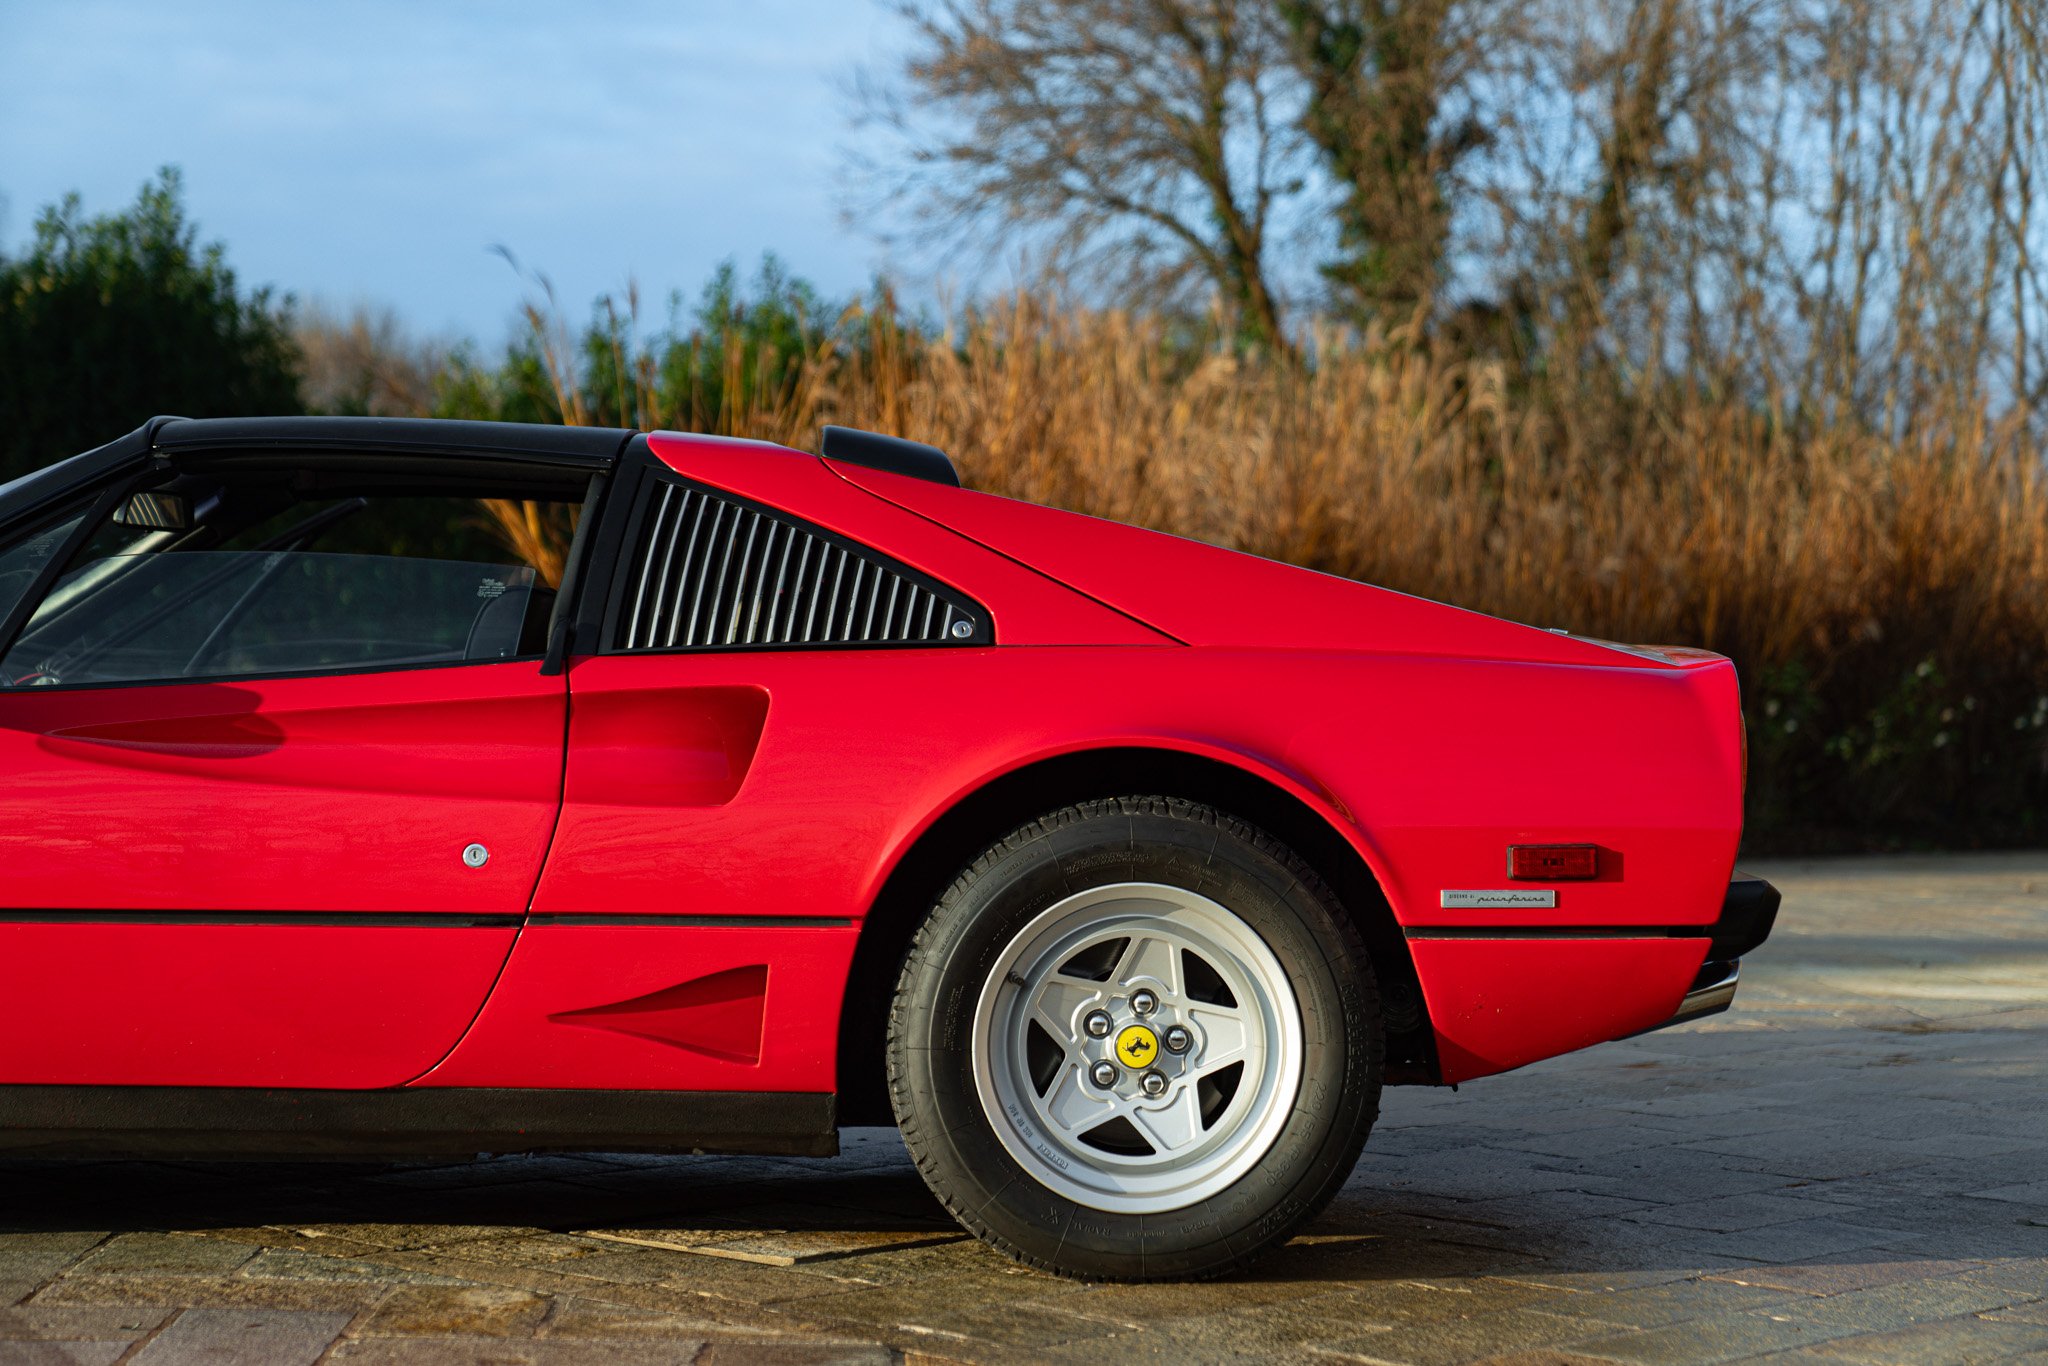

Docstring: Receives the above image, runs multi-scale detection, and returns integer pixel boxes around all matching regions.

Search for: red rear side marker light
[1508,844,1599,880]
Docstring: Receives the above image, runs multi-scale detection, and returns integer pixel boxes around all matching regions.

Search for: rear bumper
[1710,872,1781,960]
[1632,872,1780,1036]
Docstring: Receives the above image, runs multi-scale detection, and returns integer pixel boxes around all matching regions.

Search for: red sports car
[0,417,1776,1279]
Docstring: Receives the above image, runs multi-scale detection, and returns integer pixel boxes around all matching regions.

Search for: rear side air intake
[615,478,989,651]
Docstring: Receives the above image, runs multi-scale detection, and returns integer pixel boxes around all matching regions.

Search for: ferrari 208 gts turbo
[0,417,1778,1280]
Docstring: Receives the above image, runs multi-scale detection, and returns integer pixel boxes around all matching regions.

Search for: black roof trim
[152,417,633,467]
[820,426,961,487]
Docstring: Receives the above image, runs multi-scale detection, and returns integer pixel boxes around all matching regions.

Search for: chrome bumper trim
[1628,960,1740,1037]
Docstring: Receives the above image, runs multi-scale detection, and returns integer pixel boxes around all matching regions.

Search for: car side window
[611,475,989,652]
[0,471,583,690]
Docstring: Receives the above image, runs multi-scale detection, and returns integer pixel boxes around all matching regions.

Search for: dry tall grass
[495,291,2046,847]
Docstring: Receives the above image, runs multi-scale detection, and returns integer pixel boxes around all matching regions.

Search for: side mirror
[112,491,191,531]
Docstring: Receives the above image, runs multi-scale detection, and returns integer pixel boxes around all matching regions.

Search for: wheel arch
[835,744,1438,1124]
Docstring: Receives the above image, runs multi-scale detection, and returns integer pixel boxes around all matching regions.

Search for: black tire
[887,796,1383,1280]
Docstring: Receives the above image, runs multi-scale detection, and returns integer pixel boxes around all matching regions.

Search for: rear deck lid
[832,462,1678,670]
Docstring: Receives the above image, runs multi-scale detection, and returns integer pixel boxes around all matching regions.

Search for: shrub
[0,169,300,479]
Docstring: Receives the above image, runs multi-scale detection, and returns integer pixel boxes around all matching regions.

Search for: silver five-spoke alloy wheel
[972,881,1303,1213]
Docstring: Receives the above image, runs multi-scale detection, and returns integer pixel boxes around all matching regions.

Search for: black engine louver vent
[616,479,987,651]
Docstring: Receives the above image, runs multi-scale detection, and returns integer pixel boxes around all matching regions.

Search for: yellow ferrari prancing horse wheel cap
[1114,1024,1159,1068]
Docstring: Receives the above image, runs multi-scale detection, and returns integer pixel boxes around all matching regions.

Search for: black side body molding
[820,426,961,487]
[1404,925,1716,940]
[0,911,524,928]
[0,1087,837,1160]
[0,910,853,930]
[1405,873,1781,958]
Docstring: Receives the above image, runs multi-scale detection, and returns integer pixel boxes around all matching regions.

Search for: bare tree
[1275,0,1489,328]
[296,304,446,416]
[874,0,2046,433]
[873,0,1303,351]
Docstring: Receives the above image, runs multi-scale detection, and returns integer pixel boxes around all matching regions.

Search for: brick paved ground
[1,853,2043,1364]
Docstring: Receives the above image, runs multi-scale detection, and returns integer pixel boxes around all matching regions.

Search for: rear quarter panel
[457,642,1740,1091]
[1170,648,1744,1083]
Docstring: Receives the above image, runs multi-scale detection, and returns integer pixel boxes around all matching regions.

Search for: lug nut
[1162,1024,1192,1054]
[1089,1060,1120,1088]
[1140,1070,1169,1097]
[1130,989,1158,1015]
[1083,1010,1112,1039]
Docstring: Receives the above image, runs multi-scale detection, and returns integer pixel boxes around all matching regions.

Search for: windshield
[0,508,89,631]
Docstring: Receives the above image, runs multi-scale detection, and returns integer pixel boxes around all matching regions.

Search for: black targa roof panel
[153,417,634,467]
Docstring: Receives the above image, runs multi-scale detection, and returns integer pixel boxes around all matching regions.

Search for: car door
[422,435,1170,1095]
[0,442,591,1089]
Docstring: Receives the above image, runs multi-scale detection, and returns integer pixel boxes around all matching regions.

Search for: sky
[0,1,915,344]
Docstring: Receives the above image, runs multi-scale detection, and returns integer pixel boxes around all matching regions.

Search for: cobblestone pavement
[1,854,2044,1365]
